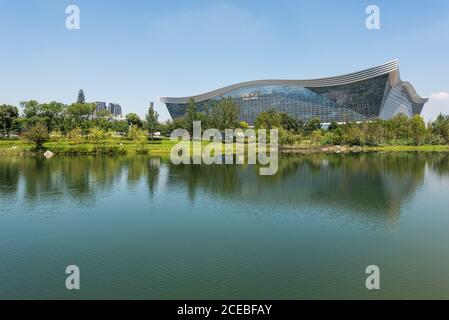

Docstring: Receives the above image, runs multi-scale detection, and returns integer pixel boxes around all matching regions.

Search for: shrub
[328,121,339,131]
[94,145,126,155]
[321,132,336,145]
[49,130,63,140]
[310,130,322,145]
[304,117,321,134]
[238,121,249,129]
[88,127,106,143]
[68,128,83,143]
[128,125,147,141]
[279,129,297,146]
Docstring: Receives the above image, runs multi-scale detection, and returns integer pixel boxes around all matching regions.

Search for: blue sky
[0,0,448,121]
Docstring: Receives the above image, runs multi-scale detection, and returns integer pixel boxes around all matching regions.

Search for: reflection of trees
[293,153,428,220]
[0,157,21,196]
[163,152,446,222]
[1,153,449,220]
[0,156,160,206]
[147,158,160,197]
[166,163,242,202]
[426,152,449,176]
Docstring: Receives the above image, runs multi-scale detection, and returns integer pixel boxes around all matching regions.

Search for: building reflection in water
[1,153,448,222]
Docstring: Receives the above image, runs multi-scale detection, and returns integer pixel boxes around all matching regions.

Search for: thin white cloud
[422,92,449,123]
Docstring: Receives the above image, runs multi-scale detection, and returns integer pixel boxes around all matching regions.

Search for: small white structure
[43,150,54,159]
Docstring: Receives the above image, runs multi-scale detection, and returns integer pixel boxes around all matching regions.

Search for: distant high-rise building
[108,103,122,117]
[93,101,124,120]
[95,102,107,113]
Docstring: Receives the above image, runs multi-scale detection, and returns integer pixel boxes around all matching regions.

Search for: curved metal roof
[158,60,428,105]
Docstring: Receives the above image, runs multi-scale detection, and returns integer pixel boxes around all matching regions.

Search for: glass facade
[379,85,424,120]
[165,73,425,124]
[108,103,122,116]
[95,102,107,113]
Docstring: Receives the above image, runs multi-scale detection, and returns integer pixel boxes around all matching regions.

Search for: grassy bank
[0,138,219,156]
[1,139,449,156]
[361,145,449,152]
[0,139,178,156]
[281,143,449,153]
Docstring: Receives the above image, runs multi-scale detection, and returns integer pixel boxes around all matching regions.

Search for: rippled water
[1,153,449,299]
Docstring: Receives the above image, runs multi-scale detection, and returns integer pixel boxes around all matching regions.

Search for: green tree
[67,102,96,124]
[328,121,339,131]
[409,115,427,145]
[110,120,129,133]
[254,109,282,129]
[280,113,303,132]
[126,113,142,127]
[93,116,112,132]
[431,114,449,143]
[21,100,41,118]
[59,116,77,134]
[170,117,188,132]
[25,123,49,150]
[341,123,364,146]
[185,98,201,133]
[365,120,385,146]
[388,113,410,140]
[217,98,239,130]
[304,117,321,134]
[145,103,159,141]
[186,98,198,123]
[40,101,65,132]
[0,105,19,137]
[77,89,86,103]
[157,120,171,136]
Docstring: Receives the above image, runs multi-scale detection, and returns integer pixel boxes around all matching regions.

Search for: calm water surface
[1,153,449,299]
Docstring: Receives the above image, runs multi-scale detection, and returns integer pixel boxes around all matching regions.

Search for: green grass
[0,138,217,156]
[362,145,449,152]
[0,140,35,155]
[1,138,449,156]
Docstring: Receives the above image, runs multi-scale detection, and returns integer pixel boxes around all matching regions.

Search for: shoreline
[1,140,448,156]
[280,144,449,154]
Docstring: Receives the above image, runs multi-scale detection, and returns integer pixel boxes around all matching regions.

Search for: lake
[1,153,449,299]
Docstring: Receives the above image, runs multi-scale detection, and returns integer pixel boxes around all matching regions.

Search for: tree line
[253,110,449,146]
[2,95,449,148]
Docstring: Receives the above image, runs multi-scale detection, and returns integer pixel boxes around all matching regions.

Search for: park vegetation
[1,96,449,155]
[255,111,449,148]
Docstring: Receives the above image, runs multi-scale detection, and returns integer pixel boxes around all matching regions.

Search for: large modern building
[158,60,428,124]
